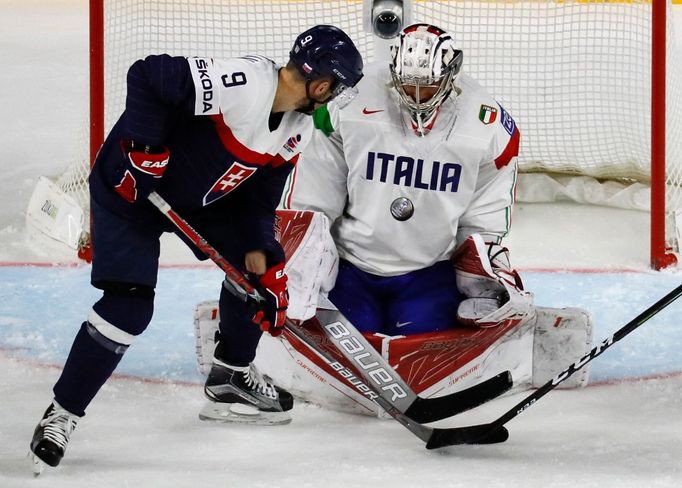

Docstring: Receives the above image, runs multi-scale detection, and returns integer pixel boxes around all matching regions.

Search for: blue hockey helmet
[290,25,364,107]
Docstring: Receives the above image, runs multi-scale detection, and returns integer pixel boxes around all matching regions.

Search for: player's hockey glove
[451,233,534,328]
[114,139,170,203]
[250,262,289,337]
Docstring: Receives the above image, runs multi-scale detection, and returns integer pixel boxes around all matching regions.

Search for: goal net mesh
[55,0,682,252]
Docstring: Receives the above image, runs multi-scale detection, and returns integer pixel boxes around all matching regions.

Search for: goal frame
[651,0,671,269]
[87,0,676,270]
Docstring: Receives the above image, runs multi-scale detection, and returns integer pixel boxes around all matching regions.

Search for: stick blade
[406,371,513,423]
[425,424,509,450]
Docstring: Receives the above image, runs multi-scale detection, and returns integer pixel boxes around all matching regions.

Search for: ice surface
[1,1,681,486]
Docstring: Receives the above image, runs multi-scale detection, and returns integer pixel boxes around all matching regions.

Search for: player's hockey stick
[424,283,682,449]
[148,191,512,430]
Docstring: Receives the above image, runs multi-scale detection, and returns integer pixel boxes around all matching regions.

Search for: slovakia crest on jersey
[203,162,257,206]
[479,105,498,125]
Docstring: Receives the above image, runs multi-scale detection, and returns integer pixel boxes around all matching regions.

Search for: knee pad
[88,282,155,353]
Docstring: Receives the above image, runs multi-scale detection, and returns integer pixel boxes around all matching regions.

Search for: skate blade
[27,451,46,476]
[198,401,291,426]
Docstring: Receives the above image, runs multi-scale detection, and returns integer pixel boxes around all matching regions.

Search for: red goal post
[54,0,682,268]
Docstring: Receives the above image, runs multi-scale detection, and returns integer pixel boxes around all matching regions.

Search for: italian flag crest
[479,105,497,124]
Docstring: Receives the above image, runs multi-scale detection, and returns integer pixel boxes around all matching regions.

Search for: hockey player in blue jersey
[29,25,363,473]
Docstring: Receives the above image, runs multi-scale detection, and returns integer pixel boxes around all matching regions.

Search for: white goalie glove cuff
[452,233,534,328]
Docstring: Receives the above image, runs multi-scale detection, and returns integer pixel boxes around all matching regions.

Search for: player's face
[400,83,440,104]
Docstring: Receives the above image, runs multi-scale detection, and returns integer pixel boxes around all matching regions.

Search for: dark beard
[296,97,317,115]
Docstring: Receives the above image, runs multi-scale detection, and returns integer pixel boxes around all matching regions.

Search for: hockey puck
[390,197,414,221]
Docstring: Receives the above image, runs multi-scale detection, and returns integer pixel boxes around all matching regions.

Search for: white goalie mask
[389,24,463,136]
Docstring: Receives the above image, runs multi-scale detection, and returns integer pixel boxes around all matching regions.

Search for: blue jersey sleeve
[124,54,196,145]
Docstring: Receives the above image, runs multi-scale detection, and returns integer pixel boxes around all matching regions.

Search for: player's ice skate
[29,401,80,475]
[201,358,294,425]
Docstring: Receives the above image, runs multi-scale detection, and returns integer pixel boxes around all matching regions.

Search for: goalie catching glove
[452,233,534,328]
[249,262,288,337]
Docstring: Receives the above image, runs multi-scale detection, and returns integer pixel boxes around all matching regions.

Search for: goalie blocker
[194,210,593,416]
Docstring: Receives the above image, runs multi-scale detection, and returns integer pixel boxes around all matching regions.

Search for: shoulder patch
[498,104,516,136]
[479,104,497,125]
[312,105,335,137]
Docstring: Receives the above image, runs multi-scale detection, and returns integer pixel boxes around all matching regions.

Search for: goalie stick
[147,191,513,442]
[424,283,682,449]
[283,309,512,423]
[283,319,512,446]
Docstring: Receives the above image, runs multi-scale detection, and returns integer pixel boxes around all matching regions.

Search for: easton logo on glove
[114,140,170,203]
[250,262,288,336]
[126,142,170,177]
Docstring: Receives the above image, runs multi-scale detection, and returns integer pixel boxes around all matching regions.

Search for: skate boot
[200,358,294,425]
[29,401,80,475]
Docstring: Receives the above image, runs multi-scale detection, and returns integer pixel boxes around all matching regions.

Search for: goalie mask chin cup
[390,23,463,135]
[290,25,364,108]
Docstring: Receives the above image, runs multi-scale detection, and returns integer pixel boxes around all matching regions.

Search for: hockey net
[51,0,682,267]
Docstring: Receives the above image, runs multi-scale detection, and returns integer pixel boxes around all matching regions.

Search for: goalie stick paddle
[424,283,682,449]
[148,191,513,442]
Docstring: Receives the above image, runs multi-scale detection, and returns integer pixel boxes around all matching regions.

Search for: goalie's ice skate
[200,359,294,425]
[29,401,80,475]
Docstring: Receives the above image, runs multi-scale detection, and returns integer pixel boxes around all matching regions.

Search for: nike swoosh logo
[395,321,412,328]
[362,108,384,115]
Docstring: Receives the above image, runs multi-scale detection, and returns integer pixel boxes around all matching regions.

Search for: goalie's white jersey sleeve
[287,62,520,276]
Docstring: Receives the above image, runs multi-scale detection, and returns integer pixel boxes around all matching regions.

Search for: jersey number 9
[222,72,247,88]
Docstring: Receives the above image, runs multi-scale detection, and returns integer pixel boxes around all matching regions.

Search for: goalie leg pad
[194,300,220,375]
[532,306,593,389]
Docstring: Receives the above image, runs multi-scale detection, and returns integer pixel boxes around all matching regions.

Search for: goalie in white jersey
[287,23,534,334]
